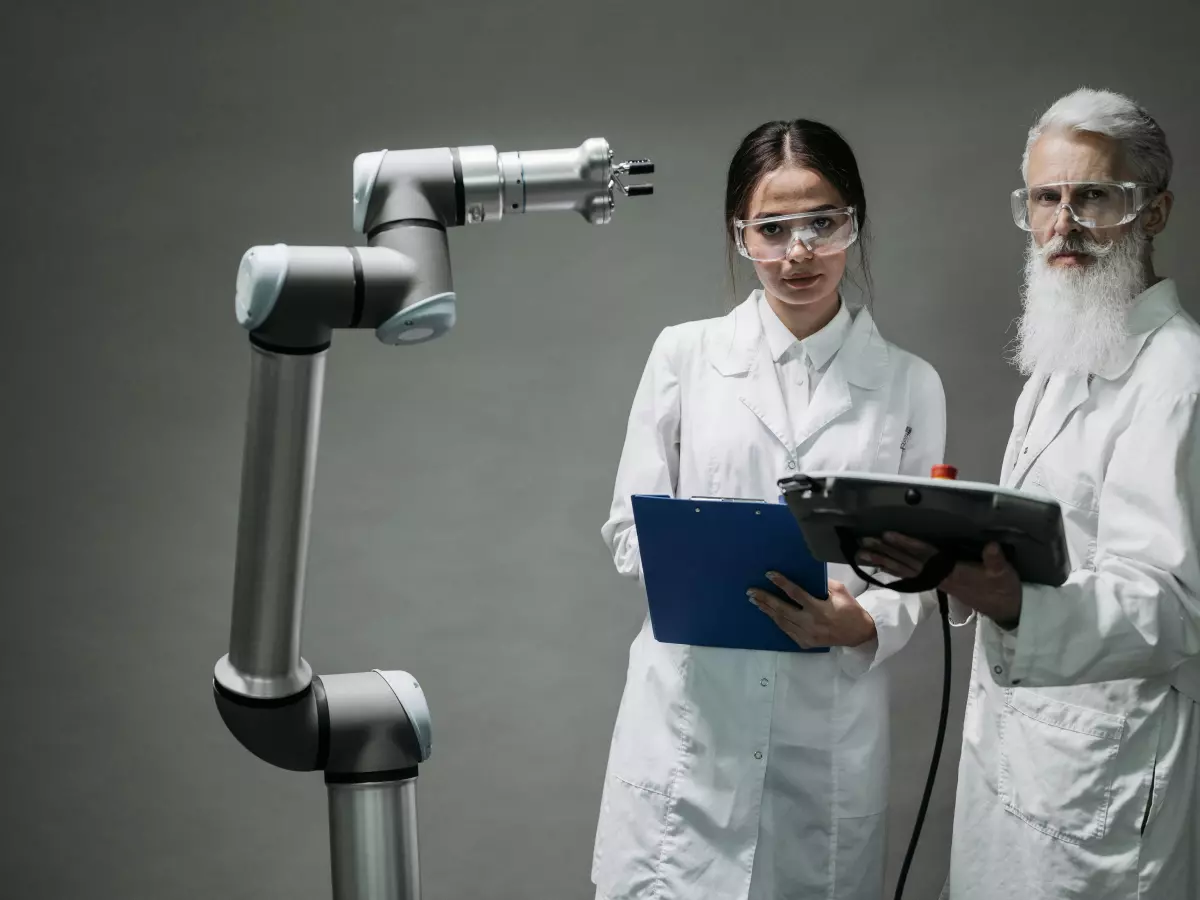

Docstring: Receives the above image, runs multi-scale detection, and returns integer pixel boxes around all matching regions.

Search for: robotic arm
[213,138,653,900]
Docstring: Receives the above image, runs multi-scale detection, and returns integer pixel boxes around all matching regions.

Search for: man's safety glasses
[1011,181,1156,233]
[734,208,859,262]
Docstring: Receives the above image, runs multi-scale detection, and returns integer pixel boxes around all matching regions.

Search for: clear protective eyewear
[734,207,859,262]
[1011,181,1155,233]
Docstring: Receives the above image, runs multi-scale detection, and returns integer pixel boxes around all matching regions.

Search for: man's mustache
[1038,232,1116,260]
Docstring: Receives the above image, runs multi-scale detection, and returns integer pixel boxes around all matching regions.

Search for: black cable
[893,589,952,900]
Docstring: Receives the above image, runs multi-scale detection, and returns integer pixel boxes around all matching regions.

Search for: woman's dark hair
[724,119,874,307]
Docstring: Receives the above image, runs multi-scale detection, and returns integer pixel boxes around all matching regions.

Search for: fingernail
[747,589,757,601]
[862,537,879,548]
[766,571,780,582]
[857,553,874,565]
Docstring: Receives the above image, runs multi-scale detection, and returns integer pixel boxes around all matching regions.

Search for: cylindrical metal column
[328,777,421,900]
[215,344,325,700]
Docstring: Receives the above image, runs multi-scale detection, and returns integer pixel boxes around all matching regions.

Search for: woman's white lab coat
[592,291,947,900]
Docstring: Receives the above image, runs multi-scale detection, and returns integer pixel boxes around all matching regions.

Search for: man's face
[1026,130,1130,267]
[1013,130,1172,377]
[1024,129,1171,267]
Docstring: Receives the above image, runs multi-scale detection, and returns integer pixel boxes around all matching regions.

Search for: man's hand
[858,533,1024,629]
[748,573,877,649]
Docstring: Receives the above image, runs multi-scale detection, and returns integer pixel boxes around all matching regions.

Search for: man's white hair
[1021,87,1172,190]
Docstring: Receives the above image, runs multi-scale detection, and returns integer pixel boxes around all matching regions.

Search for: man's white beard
[1012,229,1150,377]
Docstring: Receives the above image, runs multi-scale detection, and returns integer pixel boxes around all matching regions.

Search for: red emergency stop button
[931,464,958,480]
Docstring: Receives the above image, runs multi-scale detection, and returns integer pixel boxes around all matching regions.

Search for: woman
[590,120,947,900]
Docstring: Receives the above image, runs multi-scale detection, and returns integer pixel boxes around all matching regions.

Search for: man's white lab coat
[947,278,1200,899]
[592,292,946,900]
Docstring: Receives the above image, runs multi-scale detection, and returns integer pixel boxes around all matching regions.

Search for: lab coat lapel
[1006,372,1089,488]
[708,294,883,456]
[793,360,852,449]
[737,338,795,453]
[706,293,795,454]
[793,306,885,448]
[1000,375,1048,486]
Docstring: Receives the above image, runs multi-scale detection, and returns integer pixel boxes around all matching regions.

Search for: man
[862,88,1200,899]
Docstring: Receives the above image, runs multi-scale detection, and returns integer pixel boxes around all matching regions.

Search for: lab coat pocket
[609,629,693,794]
[1029,463,1098,512]
[998,690,1126,844]
[593,775,672,898]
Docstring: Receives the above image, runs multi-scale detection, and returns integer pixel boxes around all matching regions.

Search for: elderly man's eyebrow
[1029,181,1110,190]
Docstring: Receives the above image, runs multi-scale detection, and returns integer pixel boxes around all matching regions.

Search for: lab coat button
[787,461,797,470]
[760,678,769,686]
[993,665,1003,675]
[754,751,763,760]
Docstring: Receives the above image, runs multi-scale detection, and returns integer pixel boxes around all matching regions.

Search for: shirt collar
[1092,278,1181,380]
[756,290,852,369]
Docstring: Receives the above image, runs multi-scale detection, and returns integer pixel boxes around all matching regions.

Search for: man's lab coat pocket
[998,689,1126,844]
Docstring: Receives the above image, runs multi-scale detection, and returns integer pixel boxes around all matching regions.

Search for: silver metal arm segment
[212,138,652,900]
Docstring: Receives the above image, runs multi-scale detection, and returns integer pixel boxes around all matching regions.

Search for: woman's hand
[748,572,877,649]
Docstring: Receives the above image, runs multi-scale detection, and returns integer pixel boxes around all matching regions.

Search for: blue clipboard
[631,494,830,653]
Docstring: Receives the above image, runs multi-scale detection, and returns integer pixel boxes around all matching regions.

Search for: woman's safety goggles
[734,207,859,262]
[1010,181,1156,233]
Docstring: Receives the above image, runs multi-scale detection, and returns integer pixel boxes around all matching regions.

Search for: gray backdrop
[1,1,1196,898]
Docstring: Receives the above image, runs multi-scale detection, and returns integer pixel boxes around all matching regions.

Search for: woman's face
[743,164,849,310]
